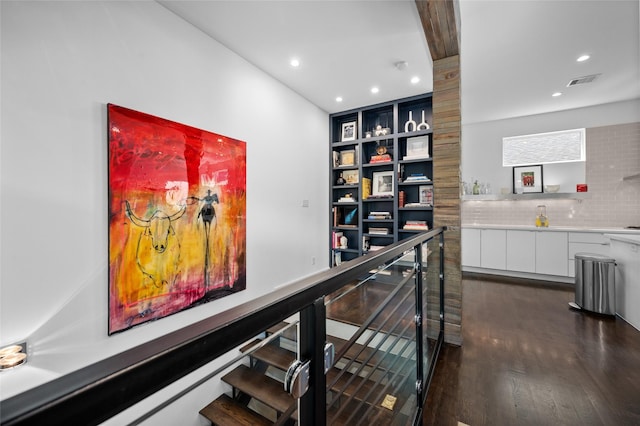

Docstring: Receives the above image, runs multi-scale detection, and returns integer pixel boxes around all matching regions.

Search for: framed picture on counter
[513,165,543,193]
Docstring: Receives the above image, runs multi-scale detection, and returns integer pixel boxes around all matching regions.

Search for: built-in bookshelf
[330,94,434,266]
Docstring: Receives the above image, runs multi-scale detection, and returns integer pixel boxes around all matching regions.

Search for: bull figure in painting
[125,201,186,288]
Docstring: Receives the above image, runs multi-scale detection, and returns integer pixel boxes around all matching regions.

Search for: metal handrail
[1,228,445,426]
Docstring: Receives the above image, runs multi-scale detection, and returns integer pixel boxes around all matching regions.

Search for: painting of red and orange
[108,104,246,334]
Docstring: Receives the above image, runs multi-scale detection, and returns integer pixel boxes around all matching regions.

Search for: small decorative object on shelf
[338,193,355,203]
[405,111,417,132]
[416,110,430,130]
[370,144,392,163]
[336,173,345,185]
[362,236,370,252]
[512,165,543,193]
[340,235,348,249]
[374,125,391,136]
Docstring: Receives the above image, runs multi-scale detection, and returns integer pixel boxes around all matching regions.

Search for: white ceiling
[160,0,640,125]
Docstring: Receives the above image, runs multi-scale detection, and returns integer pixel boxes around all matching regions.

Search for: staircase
[199,318,416,426]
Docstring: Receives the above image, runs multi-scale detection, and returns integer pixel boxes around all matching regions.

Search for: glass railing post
[299,298,327,426]
[439,232,445,333]
[414,244,425,411]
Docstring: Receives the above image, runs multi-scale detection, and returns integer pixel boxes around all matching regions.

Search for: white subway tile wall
[462,122,640,228]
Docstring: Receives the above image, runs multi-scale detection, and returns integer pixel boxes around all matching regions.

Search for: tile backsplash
[462,122,640,228]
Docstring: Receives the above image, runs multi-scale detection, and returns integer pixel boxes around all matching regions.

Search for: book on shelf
[362,235,370,252]
[334,250,342,266]
[369,154,392,163]
[403,220,429,230]
[366,194,393,199]
[403,202,432,208]
[368,211,392,220]
[399,190,405,207]
[404,173,431,182]
[368,227,389,235]
[368,245,386,251]
[362,177,371,200]
[338,196,356,203]
[332,231,343,249]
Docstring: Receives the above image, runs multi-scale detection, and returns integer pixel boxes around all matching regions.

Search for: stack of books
[368,227,390,235]
[368,211,392,220]
[403,173,431,183]
[403,220,429,231]
[332,231,344,248]
[338,196,356,203]
[369,154,392,163]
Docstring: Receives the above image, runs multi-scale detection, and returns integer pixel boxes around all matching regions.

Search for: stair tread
[266,321,297,341]
[265,322,413,375]
[222,364,296,415]
[240,339,296,371]
[199,394,272,426]
[327,367,388,405]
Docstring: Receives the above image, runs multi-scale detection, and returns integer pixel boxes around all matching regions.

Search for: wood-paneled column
[416,0,462,345]
[432,55,461,345]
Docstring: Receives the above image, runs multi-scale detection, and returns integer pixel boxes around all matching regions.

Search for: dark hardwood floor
[424,273,640,426]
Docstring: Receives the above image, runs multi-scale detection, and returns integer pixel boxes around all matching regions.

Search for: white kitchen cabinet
[480,229,506,270]
[506,230,536,272]
[608,235,640,331]
[536,231,568,276]
[568,232,610,277]
[461,228,481,267]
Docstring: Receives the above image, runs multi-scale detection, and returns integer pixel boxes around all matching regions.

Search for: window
[503,128,585,167]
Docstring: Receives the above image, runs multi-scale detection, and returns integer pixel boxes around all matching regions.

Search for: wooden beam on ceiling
[415,0,460,60]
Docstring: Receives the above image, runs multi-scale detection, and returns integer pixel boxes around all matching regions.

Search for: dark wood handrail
[1,228,445,426]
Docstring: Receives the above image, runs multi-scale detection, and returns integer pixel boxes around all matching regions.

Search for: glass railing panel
[324,252,419,425]
[422,236,443,388]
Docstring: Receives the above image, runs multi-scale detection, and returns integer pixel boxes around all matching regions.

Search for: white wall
[0,1,328,415]
[462,99,640,191]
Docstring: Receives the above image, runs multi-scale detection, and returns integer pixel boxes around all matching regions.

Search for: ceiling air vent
[567,73,601,87]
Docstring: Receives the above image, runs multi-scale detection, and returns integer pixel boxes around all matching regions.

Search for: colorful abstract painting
[108,104,246,334]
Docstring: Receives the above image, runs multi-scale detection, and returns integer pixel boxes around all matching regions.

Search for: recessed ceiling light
[371,87,379,94]
[577,54,590,62]
[290,58,300,67]
[411,76,420,84]
[336,96,343,102]
[552,92,563,97]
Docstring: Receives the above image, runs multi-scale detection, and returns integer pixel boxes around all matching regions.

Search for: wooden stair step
[266,321,297,342]
[327,367,388,406]
[199,394,272,426]
[240,339,296,372]
[222,364,296,417]
[327,334,411,374]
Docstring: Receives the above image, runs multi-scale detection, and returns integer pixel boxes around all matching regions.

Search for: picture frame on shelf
[404,135,430,160]
[372,170,394,196]
[339,149,356,166]
[342,169,359,184]
[341,121,357,142]
[513,165,543,193]
[419,185,434,205]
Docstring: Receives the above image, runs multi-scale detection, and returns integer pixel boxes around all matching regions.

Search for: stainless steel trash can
[571,253,616,315]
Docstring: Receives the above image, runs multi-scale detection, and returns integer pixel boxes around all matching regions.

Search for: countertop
[606,233,640,245]
[462,224,640,235]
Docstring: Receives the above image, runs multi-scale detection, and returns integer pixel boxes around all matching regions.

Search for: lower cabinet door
[536,231,568,276]
[506,230,536,272]
[480,229,506,270]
